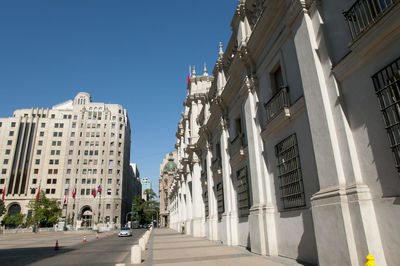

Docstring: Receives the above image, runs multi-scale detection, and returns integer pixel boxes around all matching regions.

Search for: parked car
[118,227,132,237]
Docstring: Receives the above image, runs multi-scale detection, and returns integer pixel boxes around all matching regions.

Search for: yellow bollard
[365,254,375,266]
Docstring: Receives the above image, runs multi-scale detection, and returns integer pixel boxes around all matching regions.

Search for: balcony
[229,134,246,157]
[211,158,222,176]
[264,86,290,124]
[344,0,398,40]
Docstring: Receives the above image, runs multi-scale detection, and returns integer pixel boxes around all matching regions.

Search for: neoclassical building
[159,151,177,227]
[169,0,400,265]
[0,92,136,229]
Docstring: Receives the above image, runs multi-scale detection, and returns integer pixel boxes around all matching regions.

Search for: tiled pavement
[141,228,303,266]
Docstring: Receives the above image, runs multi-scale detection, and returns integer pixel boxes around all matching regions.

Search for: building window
[81,189,85,195]
[107,189,112,195]
[51,189,55,194]
[5,149,11,155]
[7,140,12,145]
[236,167,250,217]
[372,57,400,172]
[216,182,224,222]
[36,150,41,155]
[39,131,44,137]
[106,204,111,209]
[38,140,43,146]
[4,159,10,164]
[33,169,39,174]
[0,179,4,184]
[275,134,305,209]
[9,131,14,136]
[107,179,112,184]
[203,191,209,218]
[32,179,37,184]
[41,123,45,128]
[1,169,6,174]
[46,189,50,194]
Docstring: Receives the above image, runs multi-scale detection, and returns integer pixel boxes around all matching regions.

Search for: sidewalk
[144,228,302,266]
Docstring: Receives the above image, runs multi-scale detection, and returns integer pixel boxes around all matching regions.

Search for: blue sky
[0,0,237,195]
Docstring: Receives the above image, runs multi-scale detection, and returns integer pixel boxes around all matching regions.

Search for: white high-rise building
[0,92,134,228]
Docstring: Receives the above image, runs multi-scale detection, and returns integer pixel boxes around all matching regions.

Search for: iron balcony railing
[211,157,222,174]
[229,134,246,156]
[264,86,290,124]
[344,0,398,40]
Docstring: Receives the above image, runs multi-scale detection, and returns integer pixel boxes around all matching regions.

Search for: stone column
[292,5,386,265]
[191,156,205,237]
[240,75,278,256]
[220,117,238,246]
[206,141,218,241]
[184,173,193,235]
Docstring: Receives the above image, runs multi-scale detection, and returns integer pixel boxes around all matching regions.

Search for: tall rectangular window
[372,57,400,172]
[216,182,224,222]
[275,134,305,209]
[236,167,250,217]
[203,191,209,218]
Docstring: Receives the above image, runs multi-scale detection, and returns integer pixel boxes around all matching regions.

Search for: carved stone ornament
[236,1,247,19]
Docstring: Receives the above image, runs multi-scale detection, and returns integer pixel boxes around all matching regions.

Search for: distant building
[159,151,177,227]
[140,177,151,201]
[129,163,142,200]
[0,92,133,229]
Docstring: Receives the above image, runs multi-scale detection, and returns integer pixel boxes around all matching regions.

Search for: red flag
[187,74,190,87]
[36,186,40,202]
[63,188,69,204]
[97,185,101,193]
[93,189,96,198]
[1,187,5,201]
[72,185,76,199]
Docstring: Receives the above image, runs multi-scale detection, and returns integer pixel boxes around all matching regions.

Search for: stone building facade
[159,151,177,227]
[0,92,135,229]
[169,1,400,265]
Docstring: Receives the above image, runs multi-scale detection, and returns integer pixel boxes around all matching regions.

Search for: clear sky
[0,0,238,195]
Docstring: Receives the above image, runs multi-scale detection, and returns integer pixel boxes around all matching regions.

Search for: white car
[118,227,132,237]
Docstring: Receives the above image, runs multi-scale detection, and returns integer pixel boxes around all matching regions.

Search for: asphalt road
[0,229,147,266]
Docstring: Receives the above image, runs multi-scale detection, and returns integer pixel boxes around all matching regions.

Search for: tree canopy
[27,191,62,227]
[131,189,159,225]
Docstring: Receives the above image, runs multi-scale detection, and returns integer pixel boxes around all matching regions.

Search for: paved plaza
[140,228,306,266]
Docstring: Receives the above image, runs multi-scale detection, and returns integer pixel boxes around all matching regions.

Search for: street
[0,229,146,266]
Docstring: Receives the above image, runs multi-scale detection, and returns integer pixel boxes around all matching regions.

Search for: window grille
[236,167,250,217]
[372,57,400,171]
[216,182,224,222]
[275,134,305,209]
[203,191,209,218]
[344,0,397,40]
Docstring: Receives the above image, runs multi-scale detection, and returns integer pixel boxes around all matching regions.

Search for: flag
[187,65,191,94]
[97,185,101,193]
[1,187,5,201]
[72,185,76,199]
[93,188,97,198]
[63,187,69,204]
[36,186,40,202]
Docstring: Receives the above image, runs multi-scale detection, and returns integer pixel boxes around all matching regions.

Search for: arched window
[8,204,21,216]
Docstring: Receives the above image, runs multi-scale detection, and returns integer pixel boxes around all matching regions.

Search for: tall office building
[140,177,151,201]
[0,92,133,228]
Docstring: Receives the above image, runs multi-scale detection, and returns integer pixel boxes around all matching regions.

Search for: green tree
[143,189,156,201]
[131,195,145,224]
[1,213,25,228]
[27,191,62,227]
[131,189,160,225]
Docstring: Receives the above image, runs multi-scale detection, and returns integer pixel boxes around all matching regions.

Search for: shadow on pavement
[0,246,75,266]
